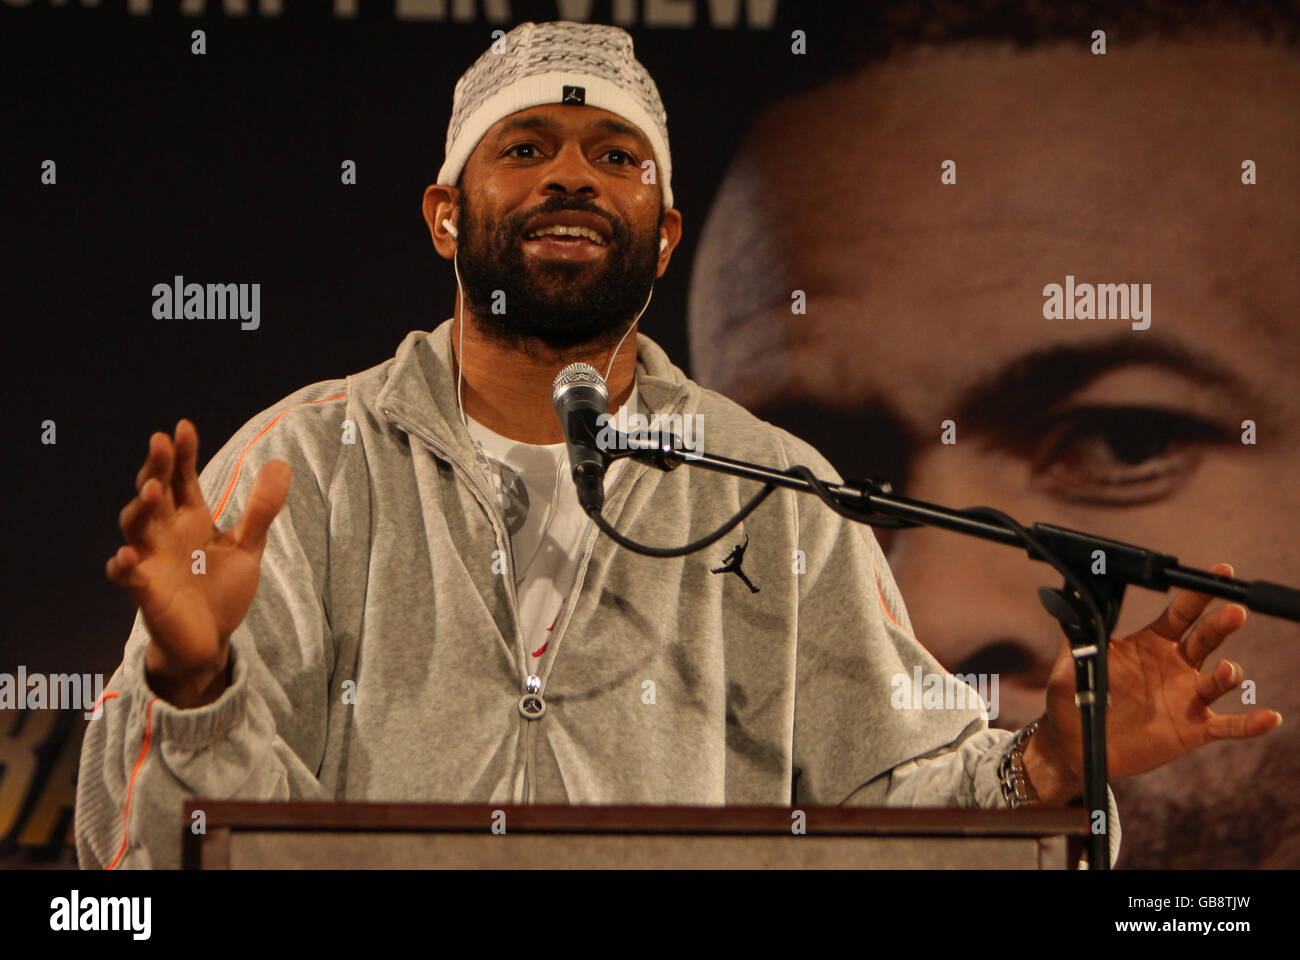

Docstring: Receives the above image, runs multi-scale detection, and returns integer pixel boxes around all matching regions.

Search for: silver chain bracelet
[997,717,1042,808]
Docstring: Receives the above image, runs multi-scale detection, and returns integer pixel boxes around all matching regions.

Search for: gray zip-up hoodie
[77,319,1119,869]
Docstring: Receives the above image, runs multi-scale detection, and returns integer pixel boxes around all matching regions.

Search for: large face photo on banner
[688,10,1300,868]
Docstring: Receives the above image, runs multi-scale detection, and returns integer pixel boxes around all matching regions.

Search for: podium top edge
[181,800,1089,836]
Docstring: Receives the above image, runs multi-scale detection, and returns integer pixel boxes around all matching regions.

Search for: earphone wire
[604,279,652,383]
[453,245,471,436]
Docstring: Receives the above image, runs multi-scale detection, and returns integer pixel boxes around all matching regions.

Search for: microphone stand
[595,433,1300,871]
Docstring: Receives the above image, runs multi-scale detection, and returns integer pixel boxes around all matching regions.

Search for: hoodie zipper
[539,388,691,691]
[385,388,691,805]
[524,391,691,802]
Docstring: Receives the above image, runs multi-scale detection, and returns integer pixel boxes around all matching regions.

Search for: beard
[454,191,662,351]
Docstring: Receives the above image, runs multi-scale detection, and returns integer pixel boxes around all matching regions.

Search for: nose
[883,446,1061,731]
[540,143,600,198]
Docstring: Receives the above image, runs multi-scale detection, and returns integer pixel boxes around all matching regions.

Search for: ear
[423,184,460,259]
[655,207,684,278]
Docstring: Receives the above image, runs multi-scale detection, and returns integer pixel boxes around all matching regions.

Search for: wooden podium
[182,800,1088,869]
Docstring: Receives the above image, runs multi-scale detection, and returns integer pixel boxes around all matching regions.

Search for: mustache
[510,198,620,238]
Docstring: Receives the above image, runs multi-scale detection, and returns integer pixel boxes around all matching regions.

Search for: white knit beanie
[437,21,673,208]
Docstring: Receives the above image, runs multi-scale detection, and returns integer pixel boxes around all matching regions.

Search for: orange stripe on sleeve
[856,526,905,631]
[108,695,159,870]
[210,392,348,523]
[92,690,120,711]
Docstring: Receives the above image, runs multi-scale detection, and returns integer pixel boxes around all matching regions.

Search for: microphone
[552,362,610,513]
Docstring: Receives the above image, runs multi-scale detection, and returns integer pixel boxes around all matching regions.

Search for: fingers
[134,431,177,508]
[1143,561,1234,642]
[1193,657,1245,702]
[118,473,166,546]
[120,422,202,551]
[1182,603,1247,669]
[121,432,178,551]
[231,460,292,553]
[1194,659,1282,741]
[105,543,141,588]
[1203,707,1282,742]
[105,544,154,610]
[134,433,161,492]
[171,419,206,509]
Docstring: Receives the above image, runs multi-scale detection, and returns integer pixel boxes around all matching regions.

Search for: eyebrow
[494,113,648,146]
[955,334,1267,433]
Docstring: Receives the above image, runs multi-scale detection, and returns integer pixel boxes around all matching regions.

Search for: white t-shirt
[465,386,637,685]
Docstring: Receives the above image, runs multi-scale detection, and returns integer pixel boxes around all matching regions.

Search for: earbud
[659,234,668,252]
[442,218,459,239]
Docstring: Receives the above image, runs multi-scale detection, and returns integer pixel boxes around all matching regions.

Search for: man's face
[453,104,664,349]
[691,41,1300,866]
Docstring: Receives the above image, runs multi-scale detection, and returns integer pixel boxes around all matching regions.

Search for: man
[687,4,1298,866]
[79,20,1277,870]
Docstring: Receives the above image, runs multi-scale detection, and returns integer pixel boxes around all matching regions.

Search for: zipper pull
[519,674,545,719]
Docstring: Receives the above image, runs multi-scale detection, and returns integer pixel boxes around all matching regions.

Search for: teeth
[525,224,607,245]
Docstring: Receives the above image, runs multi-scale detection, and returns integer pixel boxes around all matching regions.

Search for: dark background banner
[3,0,1297,868]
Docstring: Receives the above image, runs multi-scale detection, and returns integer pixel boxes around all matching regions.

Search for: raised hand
[1029,562,1283,798]
[106,419,291,707]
